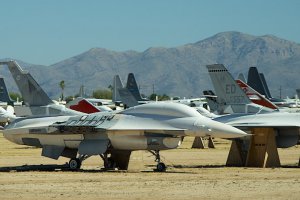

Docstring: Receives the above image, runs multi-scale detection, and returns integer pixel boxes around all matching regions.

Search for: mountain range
[1,31,300,99]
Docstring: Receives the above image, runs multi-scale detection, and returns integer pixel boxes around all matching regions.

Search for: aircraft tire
[156,162,166,172]
[69,158,81,170]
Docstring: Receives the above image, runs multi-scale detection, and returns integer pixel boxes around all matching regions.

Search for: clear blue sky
[1,0,299,65]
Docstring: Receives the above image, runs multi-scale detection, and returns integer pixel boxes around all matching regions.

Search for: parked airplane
[3,102,247,171]
[206,64,275,114]
[0,61,83,117]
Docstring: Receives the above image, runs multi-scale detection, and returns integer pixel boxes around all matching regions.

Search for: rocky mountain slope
[1,31,300,99]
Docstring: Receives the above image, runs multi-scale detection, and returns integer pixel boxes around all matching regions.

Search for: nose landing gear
[149,150,166,172]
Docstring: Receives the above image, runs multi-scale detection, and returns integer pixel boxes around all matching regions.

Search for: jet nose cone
[195,118,247,138]
[214,123,247,138]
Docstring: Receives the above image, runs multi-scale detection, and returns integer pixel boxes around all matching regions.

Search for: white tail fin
[207,64,273,114]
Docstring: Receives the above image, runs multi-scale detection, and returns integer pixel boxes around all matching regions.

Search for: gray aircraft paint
[0,61,82,117]
[206,64,274,114]
[214,112,300,148]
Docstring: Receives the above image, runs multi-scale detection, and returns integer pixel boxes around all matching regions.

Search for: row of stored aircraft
[0,60,299,171]
[113,64,300,149]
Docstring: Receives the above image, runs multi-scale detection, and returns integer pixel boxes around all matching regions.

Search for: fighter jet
[3,102,246,172]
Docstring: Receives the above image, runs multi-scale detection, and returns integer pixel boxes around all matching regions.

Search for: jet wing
[50,113,186,136]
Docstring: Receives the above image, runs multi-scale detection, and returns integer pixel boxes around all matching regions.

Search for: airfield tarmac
[0,135,299,200]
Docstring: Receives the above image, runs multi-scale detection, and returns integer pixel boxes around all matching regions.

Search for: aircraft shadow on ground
[0,164,298,172]
[172,164,226,169]
[0,164,196,173]
[0,164,71,172]
[0,164,124,173]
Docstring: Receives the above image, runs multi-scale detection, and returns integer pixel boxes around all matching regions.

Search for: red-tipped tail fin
[67,98,100,114]
[236,79,278,110]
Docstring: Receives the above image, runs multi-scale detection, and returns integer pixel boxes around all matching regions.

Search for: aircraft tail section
[66,97,101,114]
[237,73,247,83]
[112,74,139,108]
[207,64,251,105]
[126,73,142,101]
[206,64,274,114]
[118,88,138,108]
[259,73,272,98]
[0,61,53,106]
[112,75,123,102]
[296,89,300,99]
[203,90,219,113]
[236,79,278,110]
[0,77,14,106]
[247,67,271,99]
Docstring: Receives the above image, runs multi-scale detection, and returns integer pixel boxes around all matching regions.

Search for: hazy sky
[1,0,299,65]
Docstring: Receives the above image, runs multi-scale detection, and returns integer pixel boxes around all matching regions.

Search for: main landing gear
[68,154,116,171]
[149,150,166,172]
[100,154,117,169]
[68,155,90,170]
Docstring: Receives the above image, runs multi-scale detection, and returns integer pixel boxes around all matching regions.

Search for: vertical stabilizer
[118,88,138,108]
[126,73,142,101]
[259,73,272,98]
[247,67,271,99]
[207,64,251,105]
[237,73,247,83]
[203,90,219,113]
[296,89,300,99]
[112,75,123,102]
[236,79,277,110]
[66,97,101,114]
[0,61,53,106]
[207,64,272,114]
[0,77,14,106]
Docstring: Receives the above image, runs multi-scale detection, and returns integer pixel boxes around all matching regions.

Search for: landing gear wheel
[69,158,81,170]
[156,162,166,172]
[107,157,116,169]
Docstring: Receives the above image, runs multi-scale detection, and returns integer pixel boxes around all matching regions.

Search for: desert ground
[0,135,299,200]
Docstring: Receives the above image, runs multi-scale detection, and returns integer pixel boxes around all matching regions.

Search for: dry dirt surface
[0,135,299,200]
